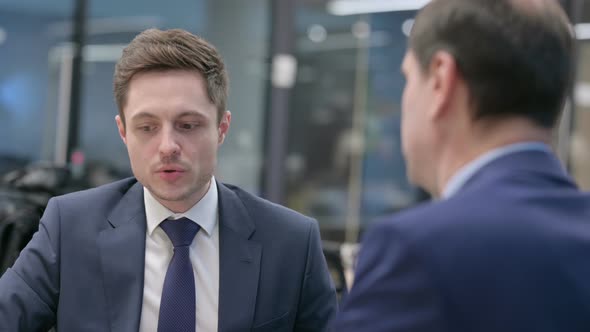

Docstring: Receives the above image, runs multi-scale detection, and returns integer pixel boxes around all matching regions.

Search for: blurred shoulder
[365,194,492,245]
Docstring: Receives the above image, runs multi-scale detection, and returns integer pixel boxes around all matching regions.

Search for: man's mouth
[156,165,185,173]
[157,168,185,181]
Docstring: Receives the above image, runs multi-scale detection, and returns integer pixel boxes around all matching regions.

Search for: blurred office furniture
[323,240,347,302]
[0,163,69,274]
[0,161,126,274]
[322,240,361,302]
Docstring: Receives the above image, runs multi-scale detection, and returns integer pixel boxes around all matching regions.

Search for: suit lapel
[98,181,146,332]
[217,183,262,332]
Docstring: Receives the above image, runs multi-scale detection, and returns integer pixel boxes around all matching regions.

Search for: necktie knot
[160,217,200,247]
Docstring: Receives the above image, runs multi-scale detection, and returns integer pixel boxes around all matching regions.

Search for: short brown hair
[410,0,573,128]
[114,28,229,125]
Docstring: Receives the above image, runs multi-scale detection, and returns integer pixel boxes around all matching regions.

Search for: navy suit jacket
[0,179,337,331]
[333,150,590,331]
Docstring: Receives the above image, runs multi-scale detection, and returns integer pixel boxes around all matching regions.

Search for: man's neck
[433,119,552,197]
[155,178,212,214]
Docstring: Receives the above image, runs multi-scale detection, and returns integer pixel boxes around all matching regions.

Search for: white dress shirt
[139,177,219,332]
[442,142,552,198]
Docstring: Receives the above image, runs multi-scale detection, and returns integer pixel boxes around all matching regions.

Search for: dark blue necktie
[158,217,200,332]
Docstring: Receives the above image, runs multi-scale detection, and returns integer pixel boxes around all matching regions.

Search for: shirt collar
[144,176,218,237]
[442,142,551,199]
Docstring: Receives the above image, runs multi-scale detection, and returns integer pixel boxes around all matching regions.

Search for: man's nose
[159,127,181,158]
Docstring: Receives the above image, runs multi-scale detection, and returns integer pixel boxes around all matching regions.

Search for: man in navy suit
[333,0,590,331]
[0,29,337,331]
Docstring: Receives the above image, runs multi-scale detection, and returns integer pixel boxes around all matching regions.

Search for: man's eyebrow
[129,112,158,122]
[176,111,208,118]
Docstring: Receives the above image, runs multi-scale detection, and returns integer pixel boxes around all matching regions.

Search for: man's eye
[138,125,156,132]
[179,123,198,130]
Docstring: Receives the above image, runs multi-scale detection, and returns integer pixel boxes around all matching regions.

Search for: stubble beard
[149,168,214,205]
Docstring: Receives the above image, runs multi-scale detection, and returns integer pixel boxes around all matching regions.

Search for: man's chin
[152,190,189,203]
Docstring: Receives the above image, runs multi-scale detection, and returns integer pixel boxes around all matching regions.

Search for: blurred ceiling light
[49,44,127,63]
[308,24,327,43]
[575,83,590,107]
[575,23,590,40]
[352,21,371,39]
[327,0,431,16]
[272,54,297,88]
[0,27,6,45]
[298,31,390,53]
[402,19,414,37]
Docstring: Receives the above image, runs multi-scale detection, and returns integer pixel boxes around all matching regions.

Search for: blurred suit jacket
[333,149,590,331]
[0,178,337,331]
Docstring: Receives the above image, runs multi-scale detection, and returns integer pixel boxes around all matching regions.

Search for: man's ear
[115,115,127,145]
[218,111,231,145]
[428,50,460,120]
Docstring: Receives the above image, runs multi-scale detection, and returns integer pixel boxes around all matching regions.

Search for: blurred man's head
[400,0,574,196]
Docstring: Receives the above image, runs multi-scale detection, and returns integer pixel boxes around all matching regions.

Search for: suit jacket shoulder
[52,177,138,214]
[220,183,316,237]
